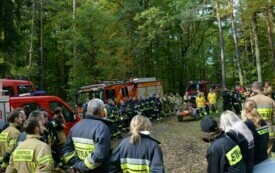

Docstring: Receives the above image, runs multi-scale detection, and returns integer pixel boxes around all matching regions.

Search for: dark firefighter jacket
[63,115,111,173]
[226,130,255,173]
[245,120,269,165]
[109,133,164,173]
[206,133,245,173]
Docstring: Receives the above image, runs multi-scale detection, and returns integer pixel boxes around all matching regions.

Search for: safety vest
[196,96,205,108]
[6,135,54,173]
[110,133,164,173]
[63,115,111,172]
[248,94,275,137]
[207,92,217,104]
[0,123,21,166]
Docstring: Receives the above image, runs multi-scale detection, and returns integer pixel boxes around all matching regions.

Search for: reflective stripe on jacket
[245,120,269,165]
[0,123,21,165]
[248,94,275,137]
[6,135,54,173]
[206,133,245,173]
[110,134,164,173]
[63,115,111,173]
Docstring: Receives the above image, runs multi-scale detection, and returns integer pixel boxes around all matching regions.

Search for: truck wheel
[177,116,183,122]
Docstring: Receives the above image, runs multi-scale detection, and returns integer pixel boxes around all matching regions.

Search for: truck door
[49,101,77,136]
[0,96,10,130]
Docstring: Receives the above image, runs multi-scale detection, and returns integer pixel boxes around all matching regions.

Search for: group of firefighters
[0,81,274,173]
[201,81,275,173]
[0,107,67,173]
[101,93,184,139]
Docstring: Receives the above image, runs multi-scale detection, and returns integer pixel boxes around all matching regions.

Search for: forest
[0,0,274,102]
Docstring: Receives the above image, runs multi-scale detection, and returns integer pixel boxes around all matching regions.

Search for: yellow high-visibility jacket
[196,96,205,108]
[6,135,54,173]
[0,123,21,166]
[248,94,275,138]
[208,92,217,104]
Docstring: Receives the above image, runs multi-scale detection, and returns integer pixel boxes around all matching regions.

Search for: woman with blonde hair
[220,111,255,173]
[243,100,269,165]
[110,115,164,173]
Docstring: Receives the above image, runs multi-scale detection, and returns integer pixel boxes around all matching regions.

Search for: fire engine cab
[1,79,45,97]
[186,80,211,101]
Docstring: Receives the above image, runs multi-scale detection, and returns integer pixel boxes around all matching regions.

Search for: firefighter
[154,95,163,122]
[168,93,175,114]
[220,111,255,173]
[242,100,269,165]
[207,89,218,114]
[119,101,129,132]
[51,107,67,168]
[161,95,169,116]
[149,96,156,121]
[244,86,253,99]
[222,86,232,111]
[110,115,164,173]
[174,93,182,113]
[133,99,141,115]
[112,104,122,138]
[0,109,24,171]
[17,110,47,146]
[144,97,151,120]
[247,81,275,158]
[183,92,190,102]
[105,99,120,139]
[139,97,146,117]
[125,99,134,129]
[200,116,245,173]
[63,99,111,173]
[231,87,242,115]
[6,118,54,173]
[196,92,207,117]
[263,81,273,98]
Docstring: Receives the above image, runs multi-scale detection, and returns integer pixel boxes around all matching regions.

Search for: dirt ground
[113,115,210,173]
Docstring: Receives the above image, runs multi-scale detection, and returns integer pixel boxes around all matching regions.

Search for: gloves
[2,152,10,163]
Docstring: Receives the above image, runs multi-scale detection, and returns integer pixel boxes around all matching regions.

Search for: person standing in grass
[110,115,164,173]
[200,116,245,173]
[207,89,218,114]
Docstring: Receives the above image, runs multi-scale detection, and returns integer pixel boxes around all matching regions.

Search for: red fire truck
[1,79,45,97]
[0,95,80,136]
[186,80,211,100]
[76,78,163,114]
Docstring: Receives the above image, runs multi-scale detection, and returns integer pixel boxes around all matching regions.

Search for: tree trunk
[215,0,226,89]
[251,12,262,83]
[40,0,44,90]
[228,0,244,86]
[263,9,275,72]
[73,0,76,93]
[28,1,35,68]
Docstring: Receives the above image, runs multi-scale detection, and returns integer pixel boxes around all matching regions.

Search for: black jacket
[245,120,269,165]
[206,133,245,173]
[110,133,164,173]
[226,130,255,173]
[63,115,111,173]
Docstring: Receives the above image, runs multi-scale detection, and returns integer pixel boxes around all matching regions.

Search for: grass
[112,115,210,173]
[111,97,224,173]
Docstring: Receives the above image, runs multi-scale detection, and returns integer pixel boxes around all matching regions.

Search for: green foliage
[0,0,274,101]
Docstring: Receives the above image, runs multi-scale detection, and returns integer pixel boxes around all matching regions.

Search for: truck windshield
[17,85,34,95]
[77,90,104,105]
[187,84,200,90]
